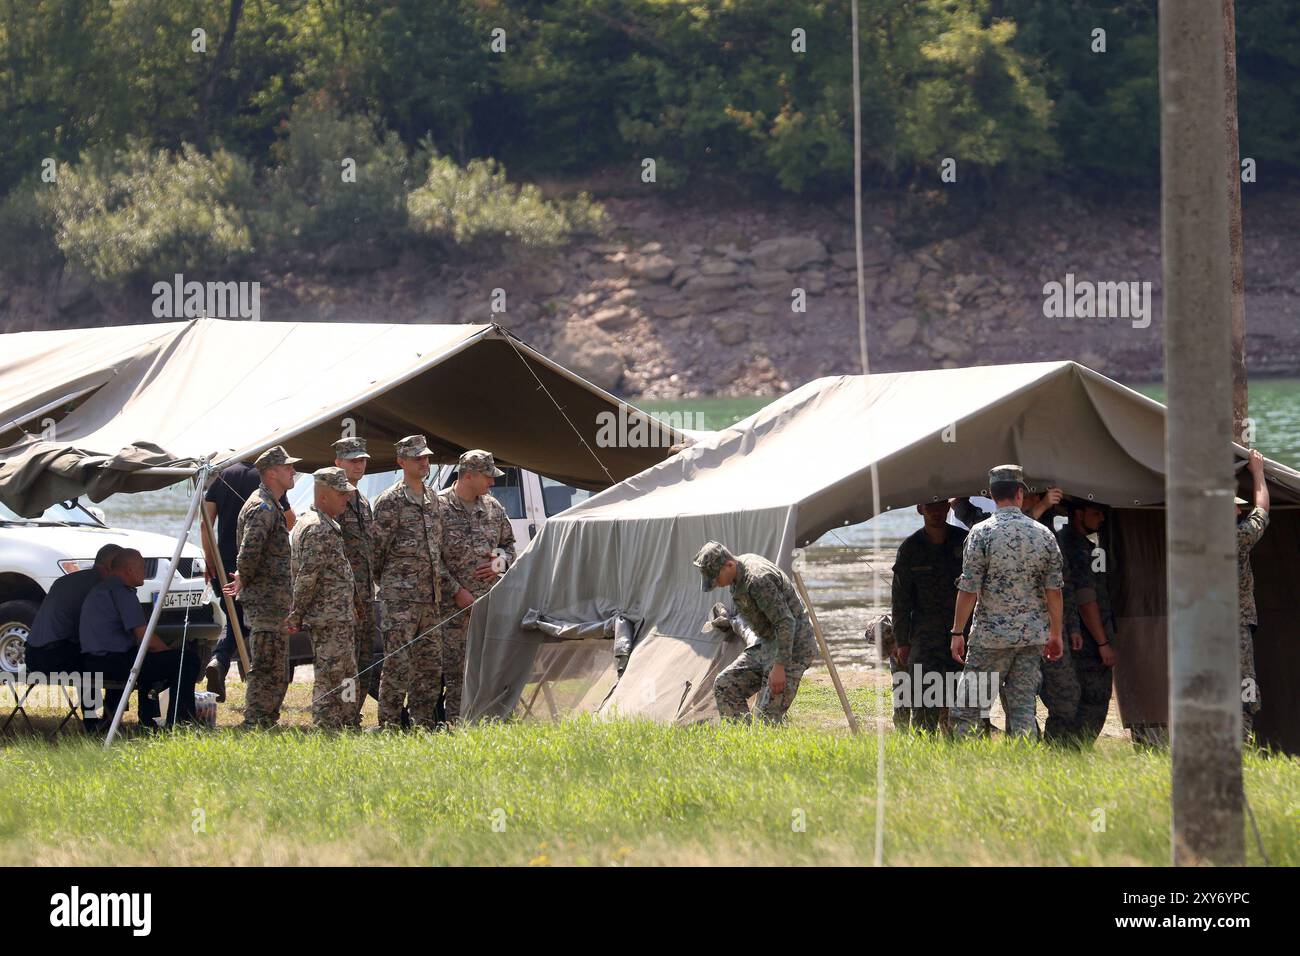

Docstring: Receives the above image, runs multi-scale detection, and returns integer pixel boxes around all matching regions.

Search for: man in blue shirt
[26,543,122,677]
[80,548,199,731]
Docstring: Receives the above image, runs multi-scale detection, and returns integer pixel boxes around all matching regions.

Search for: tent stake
[199,500,251,678]
[104,461,211,746]
[793,571,859,735]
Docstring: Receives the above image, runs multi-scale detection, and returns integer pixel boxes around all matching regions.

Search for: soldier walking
[1057,500,1117,743]
[890,499,968,732]
[1237,449,1270,742]
[436,449,516,724]
[289,468,358,730]
[223,445,300,729]
[694,541,817,723]
[332,437,377,726]
[372,436,455,730]
[949,465,1065,739]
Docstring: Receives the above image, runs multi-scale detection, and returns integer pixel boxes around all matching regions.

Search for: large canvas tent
[0,317,685,743]
[463,361,1300,754]
[0,319,682,517]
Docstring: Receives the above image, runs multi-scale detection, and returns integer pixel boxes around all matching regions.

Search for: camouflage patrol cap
[254,445,302,471]
[692,541,735,592]
[313,466,356,494]
[988,464,1028,489]
[331,437,370,461]
[459,449,504,477]
[395,435,432,458]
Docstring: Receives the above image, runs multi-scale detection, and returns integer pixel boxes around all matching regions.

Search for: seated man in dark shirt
[26,543,123,677]
[79,548,199,731]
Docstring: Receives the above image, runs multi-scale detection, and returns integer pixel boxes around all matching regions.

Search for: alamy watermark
[3,669,103,712]
[1042,273,1151,329]
[893,666,1000,712]
[152,273,260,321]
[595,403,706,448]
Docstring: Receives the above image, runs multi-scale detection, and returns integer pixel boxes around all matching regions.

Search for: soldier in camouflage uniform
[436,449,516,724]
[372,435,457,730]
[1057,500,1117,743]
[333,437,377,726]
[289,468,358,730]
[890,499,968,732]
[1237,449,1270,741]
[949,465,1065,739]
[958,484,1065,736]
[694,542,818,723]
[223,445,300,729]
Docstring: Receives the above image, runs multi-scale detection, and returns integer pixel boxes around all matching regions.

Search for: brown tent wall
[1110,505,1299,754]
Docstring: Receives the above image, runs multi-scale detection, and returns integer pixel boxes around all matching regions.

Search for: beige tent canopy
[463,361,1300,754]
[0,319,682,517]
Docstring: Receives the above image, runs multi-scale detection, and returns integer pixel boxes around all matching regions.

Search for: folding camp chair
[0,673,80,737]
[2,676,36,735]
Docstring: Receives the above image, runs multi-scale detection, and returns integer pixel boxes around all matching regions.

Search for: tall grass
[2,705,1294,866]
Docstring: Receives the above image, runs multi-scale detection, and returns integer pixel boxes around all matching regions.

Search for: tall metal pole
[1159,0,1244,865]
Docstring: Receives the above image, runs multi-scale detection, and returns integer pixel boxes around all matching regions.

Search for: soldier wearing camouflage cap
[694,541,818,723]
[223,445,301,728]
[372,436,457,729]
[949,464,1065,740]
[333,437,378,726]
[289,468,359,729]
[435,449,515,724]
[254,444,303,471]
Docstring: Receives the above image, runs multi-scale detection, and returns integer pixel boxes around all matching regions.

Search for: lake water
[94,377,1300,667]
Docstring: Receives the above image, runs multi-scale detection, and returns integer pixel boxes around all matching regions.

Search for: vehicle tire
[0,599,39,676]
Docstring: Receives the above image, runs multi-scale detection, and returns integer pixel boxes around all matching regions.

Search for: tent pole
[793,571,859,735]
[103,461,211,746]
[199,500,250,678]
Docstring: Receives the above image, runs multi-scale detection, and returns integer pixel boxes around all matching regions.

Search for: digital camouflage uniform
[1237,505,1269,737]
[334,438,377,725]
[951,478,1064,739]
[958,493,1067,735]
[1057,522,1114,743]
[372,437,457,729]
[695,543,818,723]
[290,483,358,730]
[234,453,297,728]
[890,523,968,732]
[436,450,516,724]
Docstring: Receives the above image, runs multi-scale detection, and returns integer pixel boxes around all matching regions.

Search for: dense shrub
[408,154,605,249]
[41,142,255,285]
[0,179,62,280]
[260,101,410,251]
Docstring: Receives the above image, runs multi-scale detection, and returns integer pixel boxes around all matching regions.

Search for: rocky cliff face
[5,186,1299,395]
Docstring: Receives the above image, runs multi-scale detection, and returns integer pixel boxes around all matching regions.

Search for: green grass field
[1,673,1295,866]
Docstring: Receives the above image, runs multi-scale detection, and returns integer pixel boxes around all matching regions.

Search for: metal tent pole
[793,571,860,735]
[104,460,211,746]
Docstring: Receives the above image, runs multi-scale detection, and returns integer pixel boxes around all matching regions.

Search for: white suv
[0,498,221,675]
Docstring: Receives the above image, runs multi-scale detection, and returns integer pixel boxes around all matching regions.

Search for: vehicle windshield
[0,498,106,527]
